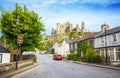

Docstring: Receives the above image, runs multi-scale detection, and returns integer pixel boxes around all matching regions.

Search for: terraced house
[94,24,120,65]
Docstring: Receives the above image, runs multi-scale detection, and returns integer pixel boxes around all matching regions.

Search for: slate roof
[74,32,100,42]
[72,26,120,43]
[95,26,120,38]
[0,46,10,53]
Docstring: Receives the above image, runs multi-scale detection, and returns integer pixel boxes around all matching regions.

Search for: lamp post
[105,29,108,65]
[16,18,23,70]
[16,18,19,70]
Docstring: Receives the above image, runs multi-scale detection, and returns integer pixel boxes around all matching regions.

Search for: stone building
[51,21,85,35]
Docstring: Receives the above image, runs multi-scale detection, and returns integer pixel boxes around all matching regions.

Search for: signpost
[16,36,23,70]
[17,36,23,45]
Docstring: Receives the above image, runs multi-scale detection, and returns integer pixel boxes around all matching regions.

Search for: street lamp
[16,18,19,70]
[16,18,23,70]
[105,29,108,65]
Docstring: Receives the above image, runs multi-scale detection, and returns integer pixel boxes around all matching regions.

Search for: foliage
[86,47,95,62]
[92,53,102,63]
[77,40,89,56]
[0,3,45,51]
[67,32,81,39]
[67,53,81,61]
[57,38,64,44]
[51,48,55,54]
[67,53,75,60]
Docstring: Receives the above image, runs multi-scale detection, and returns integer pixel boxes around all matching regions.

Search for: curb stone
[64,60,120,71]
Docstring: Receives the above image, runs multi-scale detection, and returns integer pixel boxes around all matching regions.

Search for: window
[101,37,104,43]
[116,47,120,60]
[112,34,117,42]
[0,54,2,63]
[71,44,73,50]
[100,49,105,58]
[75,43,77,49]
[118,33,120,40]
[109,48,114,60]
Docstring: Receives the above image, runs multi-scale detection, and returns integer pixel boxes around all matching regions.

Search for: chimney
[101,24,110,31]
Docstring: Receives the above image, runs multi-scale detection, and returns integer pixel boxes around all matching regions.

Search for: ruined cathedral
[51,21,85,36]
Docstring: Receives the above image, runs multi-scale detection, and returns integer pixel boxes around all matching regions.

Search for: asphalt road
[11,53,120,78]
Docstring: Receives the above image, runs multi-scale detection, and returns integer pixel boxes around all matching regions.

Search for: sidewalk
[65,60,120,71]
[0,63,40,78]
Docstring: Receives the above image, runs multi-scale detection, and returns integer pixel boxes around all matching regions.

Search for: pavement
[0,63,40,78]
[64,60,120,71]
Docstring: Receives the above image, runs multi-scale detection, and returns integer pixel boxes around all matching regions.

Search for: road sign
[17,36,23,44]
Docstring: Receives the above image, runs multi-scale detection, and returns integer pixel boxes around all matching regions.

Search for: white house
[94,24,120,65]
[0,46,10,63]
[53,39,72,57]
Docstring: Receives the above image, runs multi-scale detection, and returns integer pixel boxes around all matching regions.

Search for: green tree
[0,3,45,51]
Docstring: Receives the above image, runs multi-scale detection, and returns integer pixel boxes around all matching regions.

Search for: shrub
[67,53,75,60]
[67,53,80,61]
[86,47,94,63]
[92,53,102,63]
[51,49,55,54]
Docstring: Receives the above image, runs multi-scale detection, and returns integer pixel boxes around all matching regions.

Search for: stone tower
[81,21,85,36]
[56,23,61,34]
[76,24,81,32]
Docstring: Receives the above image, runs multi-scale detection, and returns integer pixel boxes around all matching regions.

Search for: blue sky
[0,0,120,36]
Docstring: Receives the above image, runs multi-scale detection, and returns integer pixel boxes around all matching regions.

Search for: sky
[0,0,120,36]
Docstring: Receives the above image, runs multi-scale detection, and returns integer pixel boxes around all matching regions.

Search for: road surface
[10,53,120,78]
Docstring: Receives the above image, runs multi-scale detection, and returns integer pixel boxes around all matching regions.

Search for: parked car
[53,54,63,60]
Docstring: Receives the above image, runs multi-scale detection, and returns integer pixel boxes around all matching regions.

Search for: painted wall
[0,53,10,63]
[53,40,70,57]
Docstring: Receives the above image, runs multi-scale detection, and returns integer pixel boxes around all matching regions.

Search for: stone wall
[0,59,34,73]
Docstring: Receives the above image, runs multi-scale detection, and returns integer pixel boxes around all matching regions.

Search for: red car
[53,54,63,60]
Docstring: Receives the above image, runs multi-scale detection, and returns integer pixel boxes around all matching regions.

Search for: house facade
[94,26,120,65]
[53,40,71,57]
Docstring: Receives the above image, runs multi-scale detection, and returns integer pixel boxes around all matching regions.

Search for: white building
[94,24,120,65]
[0,46,10,63]
[53,40,71,57]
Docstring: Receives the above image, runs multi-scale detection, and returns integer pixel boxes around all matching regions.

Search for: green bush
[67,53,80,61]
[67,53,75,60]
[86,47,94,63]
[51,49,55,54]
[92,53,102,63]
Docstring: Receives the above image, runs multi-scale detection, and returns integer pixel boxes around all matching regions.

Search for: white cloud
[41,0,56,5]
[80,0,120,5]
[7,0,119,35]
[60,0,79,5]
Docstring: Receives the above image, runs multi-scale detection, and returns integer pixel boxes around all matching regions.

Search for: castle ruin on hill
[51,21,85,36]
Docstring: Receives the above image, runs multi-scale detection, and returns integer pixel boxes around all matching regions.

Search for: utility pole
[105,29,108,65]
[16,18,19,70]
